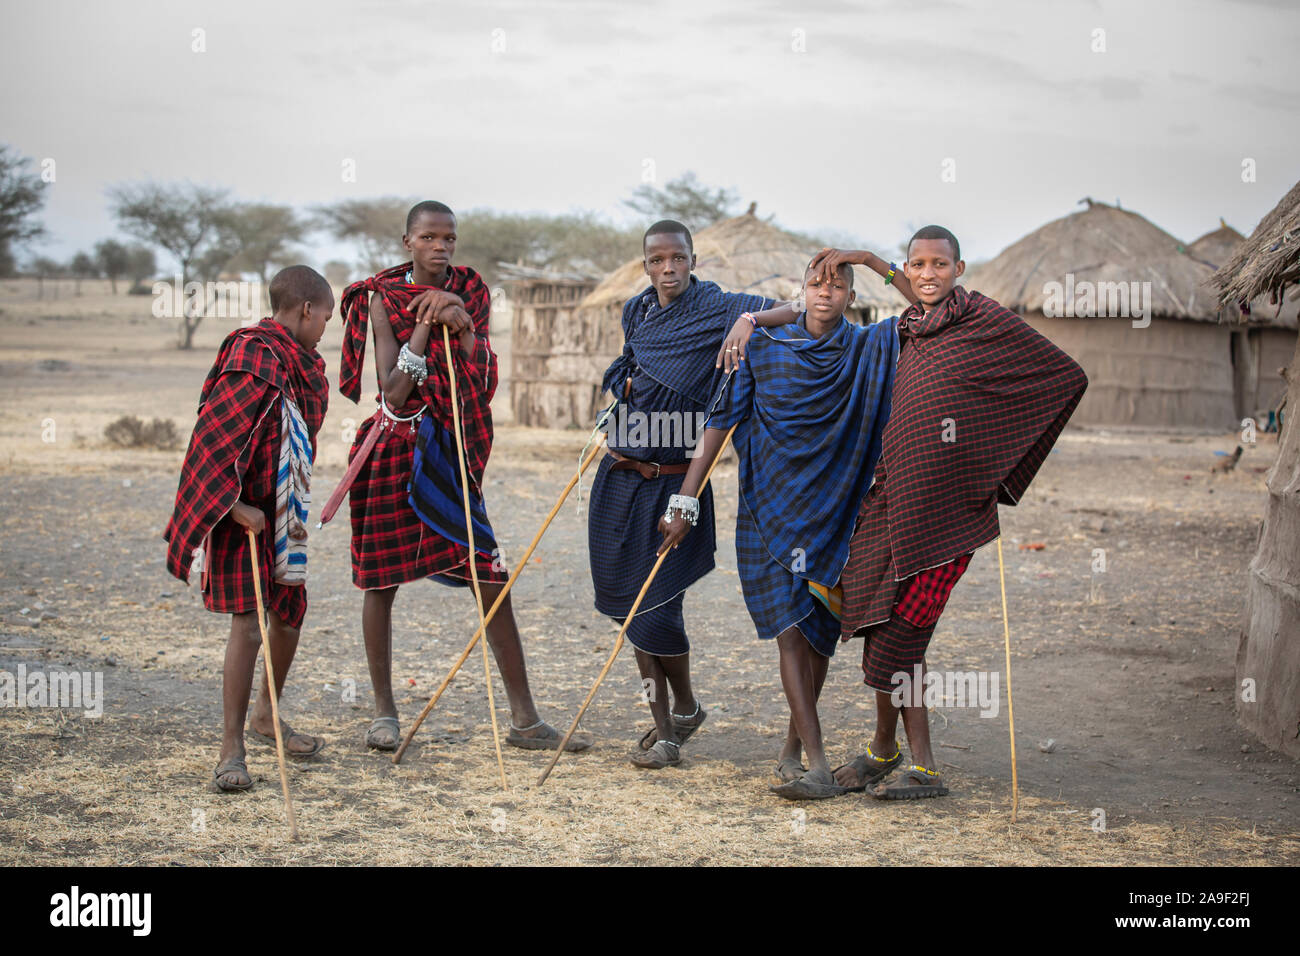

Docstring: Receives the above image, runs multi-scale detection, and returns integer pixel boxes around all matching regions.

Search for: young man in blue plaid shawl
[661,258,904,797]
[589,220,799,770]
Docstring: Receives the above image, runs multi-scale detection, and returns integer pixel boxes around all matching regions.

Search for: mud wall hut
[1210,179,1300,759]
[1189,223,1297,422]
[501,264,602,428]
[968,200,1232,430]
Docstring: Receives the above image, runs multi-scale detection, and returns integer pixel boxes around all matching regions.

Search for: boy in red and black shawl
[164,266,332,792]
[822,228,1088,799]
[329,201,586,753]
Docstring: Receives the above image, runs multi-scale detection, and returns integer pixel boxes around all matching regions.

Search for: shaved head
[407,200,454,232]
[644,219,693,254]
[269,265,332,314]
[907,224,961,262]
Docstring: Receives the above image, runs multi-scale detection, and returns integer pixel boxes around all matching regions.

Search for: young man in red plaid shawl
[164,266,333,792]
[815,227,1088,799]
[329,201,586,753]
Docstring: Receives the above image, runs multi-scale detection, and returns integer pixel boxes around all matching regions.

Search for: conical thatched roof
[1212,180,1300,304]
[580,212,909,319]
[1188,222,1246,269]
[970,199,1218,321]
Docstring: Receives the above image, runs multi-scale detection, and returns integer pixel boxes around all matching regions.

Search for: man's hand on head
[810,247,863,282]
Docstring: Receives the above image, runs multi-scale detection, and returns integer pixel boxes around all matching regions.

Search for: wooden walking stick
[995,536,1020,823]
[441,325,508,790]
[393,431,608,764]
[537,424,739,787]
[246,528,299,841]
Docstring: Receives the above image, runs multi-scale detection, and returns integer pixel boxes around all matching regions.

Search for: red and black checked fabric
[339,263,503,590]
[347,412,507,590]
[202,405,307,628]
[877,285,1087,577]
[860,616,941,692]
[894,551,973,628]
[858,548,972,689]
[840,286,1085,641]
[338,262,496,490]
[164,319,328,627]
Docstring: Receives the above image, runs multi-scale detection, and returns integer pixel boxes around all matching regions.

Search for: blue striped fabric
[735,494,841,656]
[408,414,498,559]
[273,396,313,581]
[712,314,898,588]
[601,276,771,411]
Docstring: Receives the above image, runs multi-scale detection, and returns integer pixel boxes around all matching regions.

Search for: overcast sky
[2,0,1297,269]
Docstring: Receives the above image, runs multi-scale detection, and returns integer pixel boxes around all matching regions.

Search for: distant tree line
[3,141,870,349]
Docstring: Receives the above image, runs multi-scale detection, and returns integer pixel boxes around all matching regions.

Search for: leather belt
[607,450,690,479]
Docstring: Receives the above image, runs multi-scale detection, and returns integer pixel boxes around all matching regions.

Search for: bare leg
[776,629,831,775]
[247,611,319,754]
[633,648,675,743]
[363,586,399,746]
[780,640,829,765]
[658,652,698,719]
[476,581,540,728]
[217,612,261,786]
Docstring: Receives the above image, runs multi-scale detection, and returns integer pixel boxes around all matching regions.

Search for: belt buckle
[650,461,661,479]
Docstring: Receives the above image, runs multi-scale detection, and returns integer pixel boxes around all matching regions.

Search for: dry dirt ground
[1,281,1296,866]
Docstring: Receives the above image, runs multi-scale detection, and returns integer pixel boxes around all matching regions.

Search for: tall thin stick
[442,325,507,790]
[394,433,607,764]
[537,425,738,787]
[246,528,298,841]
[996,536,1019,823]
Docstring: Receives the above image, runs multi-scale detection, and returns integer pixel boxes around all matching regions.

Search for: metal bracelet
[665,493,700,527]
[397,343,428,385]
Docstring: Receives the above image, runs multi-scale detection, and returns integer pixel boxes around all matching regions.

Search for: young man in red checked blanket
[815,227,1088,799]
[325,201,588,754]
[164,266,332,792]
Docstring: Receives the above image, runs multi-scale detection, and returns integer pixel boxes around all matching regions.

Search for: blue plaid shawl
[601,276,770,411]
[712,314,898,587]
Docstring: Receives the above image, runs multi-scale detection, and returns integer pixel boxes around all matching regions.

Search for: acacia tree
[221,203,302,306]
[0,145,48,278]
[68,251,97,295]
[623,171,739,233]
[107,181,232,347]
[312,197,412,276]
[94,239,130,293]
[126,244,156,292]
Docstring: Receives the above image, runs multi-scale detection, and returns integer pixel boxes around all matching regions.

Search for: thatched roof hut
[512,211,910,427]
[969,199,1246,430]
[1188,221,1298,418]
[1209,178,1300,761]
[1187,221,1245,270]
[972,199,1217,321]
[1212,180,1300,306]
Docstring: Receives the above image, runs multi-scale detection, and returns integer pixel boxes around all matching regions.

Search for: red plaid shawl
[880,286,1087,575]
[164,319,328,582]
[338,263,496,488]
